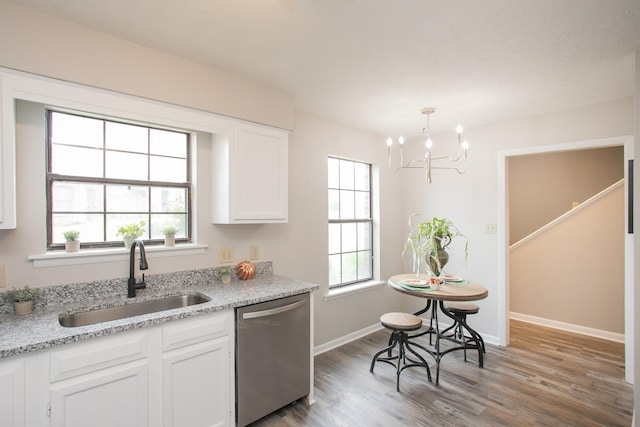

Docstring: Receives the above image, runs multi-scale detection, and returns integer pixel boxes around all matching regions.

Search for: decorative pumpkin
[236,260,256,280]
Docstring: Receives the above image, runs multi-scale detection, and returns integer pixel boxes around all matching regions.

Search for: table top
[388,274,488,302]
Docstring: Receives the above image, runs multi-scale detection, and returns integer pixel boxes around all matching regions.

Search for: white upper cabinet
[0,74,17,229]
[212,123,289,224]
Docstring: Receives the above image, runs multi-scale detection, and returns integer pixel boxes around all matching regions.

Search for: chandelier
[386,108,469,183]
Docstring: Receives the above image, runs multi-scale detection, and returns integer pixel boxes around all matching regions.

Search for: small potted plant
[161,224,180,247]
[5,285,40,316]
[117,221,147,249]
[63,229,80,253]
[218,266,233,285]
[403,214,468,276]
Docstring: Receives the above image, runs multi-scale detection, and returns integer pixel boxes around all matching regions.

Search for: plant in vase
[403,214,468,276]
[117,221,146,248]
[4,285,40,316]
[161,224,180,247]
[63,229,80,253]
[218,266,233,285]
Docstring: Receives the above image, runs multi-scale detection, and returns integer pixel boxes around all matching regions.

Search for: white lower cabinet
[0,357,25,427]
[50,361,148,427]
[0,310,233,427]
[162,338,230,427]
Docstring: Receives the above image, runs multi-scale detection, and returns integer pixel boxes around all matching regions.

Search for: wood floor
[251,320,633,427]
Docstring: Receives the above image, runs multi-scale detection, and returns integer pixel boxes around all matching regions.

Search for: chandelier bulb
[386,137,393,147]
[456,124,464,134]
[426,137,433,149]
[399,136,404,145]
[462,140,469,150]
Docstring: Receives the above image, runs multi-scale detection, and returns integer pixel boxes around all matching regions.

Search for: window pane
[328,189,340,219]
[339,160,354,190]
[52,182,104,212]
[341,252,357,283]
[51,145,104,177]
[107,214,148,241]
[150,156,187,182]
[106,185,149,212]
[357,222,371,250]
[354,191,370,219]
[106,121,148,153]
[52,213,104,244]
[328,158,339,188]
[354,162,369,191]
[358,250,372,280]
[339,190,354,219]
[328,254,342,286]
[151,187,187,213]
[341,223,356,253]
[151,214,186,238]
[150,129,187,157]
[105,151,148,180]
[50,112,103,148]
[328,223,341,254]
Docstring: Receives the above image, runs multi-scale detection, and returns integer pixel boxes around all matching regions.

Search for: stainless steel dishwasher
[236,293,310,427]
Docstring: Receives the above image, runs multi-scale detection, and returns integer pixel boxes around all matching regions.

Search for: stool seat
[380,312,422,331]
[371,312,431,391]
[444,302,479,315]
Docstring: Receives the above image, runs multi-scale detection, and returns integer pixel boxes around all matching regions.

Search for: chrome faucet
[128,239,149,298]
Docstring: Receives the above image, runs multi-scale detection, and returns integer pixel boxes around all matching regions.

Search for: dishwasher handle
[242,299,307,320]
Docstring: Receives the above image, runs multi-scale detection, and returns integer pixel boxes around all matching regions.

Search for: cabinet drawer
[162,312,229,352]
[50,332,148,382]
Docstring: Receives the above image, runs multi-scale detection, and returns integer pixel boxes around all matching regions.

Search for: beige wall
[508,146,623,244]
[510,185,625,333]
[0,1,294,130]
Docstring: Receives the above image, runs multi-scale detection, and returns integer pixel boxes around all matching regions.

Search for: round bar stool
[441,302,486,360]
[370,312,432,391]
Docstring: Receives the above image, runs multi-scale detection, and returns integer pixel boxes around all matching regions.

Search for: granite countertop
[0,268,318,359]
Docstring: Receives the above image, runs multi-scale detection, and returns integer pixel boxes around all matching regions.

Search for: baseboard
[314,322,383,356]
[510,312,624,343]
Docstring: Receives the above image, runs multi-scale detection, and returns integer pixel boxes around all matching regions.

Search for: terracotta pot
[221,274,232,285]
[14,301,33,316]
[65,240,80,253]
[164,236,176,247]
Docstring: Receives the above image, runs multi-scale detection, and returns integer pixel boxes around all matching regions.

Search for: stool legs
[370,330,432,391]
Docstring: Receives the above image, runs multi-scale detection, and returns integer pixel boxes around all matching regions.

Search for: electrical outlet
[250,245,259,261]
[219,247,234,263]
[485,223,497,234]
[0,264,5,288]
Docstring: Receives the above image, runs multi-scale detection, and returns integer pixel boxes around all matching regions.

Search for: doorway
[497,135,634,383]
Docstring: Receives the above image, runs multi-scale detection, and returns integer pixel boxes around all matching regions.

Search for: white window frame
[328,156,374,289]
[1,69,241,267]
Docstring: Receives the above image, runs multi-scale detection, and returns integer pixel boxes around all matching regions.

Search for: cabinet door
[0,73,17,229]
[0,357,25,427]
[162,337,231,427]
[50,361,148,427]
[231,123,288,223]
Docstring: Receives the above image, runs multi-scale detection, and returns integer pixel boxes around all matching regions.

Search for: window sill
[28,243,208,268]
[324,279,386,301]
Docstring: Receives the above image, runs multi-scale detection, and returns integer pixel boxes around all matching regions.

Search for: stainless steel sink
[59,293,210,327]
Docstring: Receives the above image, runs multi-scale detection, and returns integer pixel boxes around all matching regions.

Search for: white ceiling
[8,0,640,138]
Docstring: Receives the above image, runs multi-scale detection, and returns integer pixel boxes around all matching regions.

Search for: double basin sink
[58,293,210,327]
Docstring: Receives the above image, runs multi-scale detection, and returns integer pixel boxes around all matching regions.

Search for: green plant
[218,266,232,276]
[117,221,147,240]
[403,214,468,275]
[4,286,40,303]
[161,224,180,237]
[63,230,80,242]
